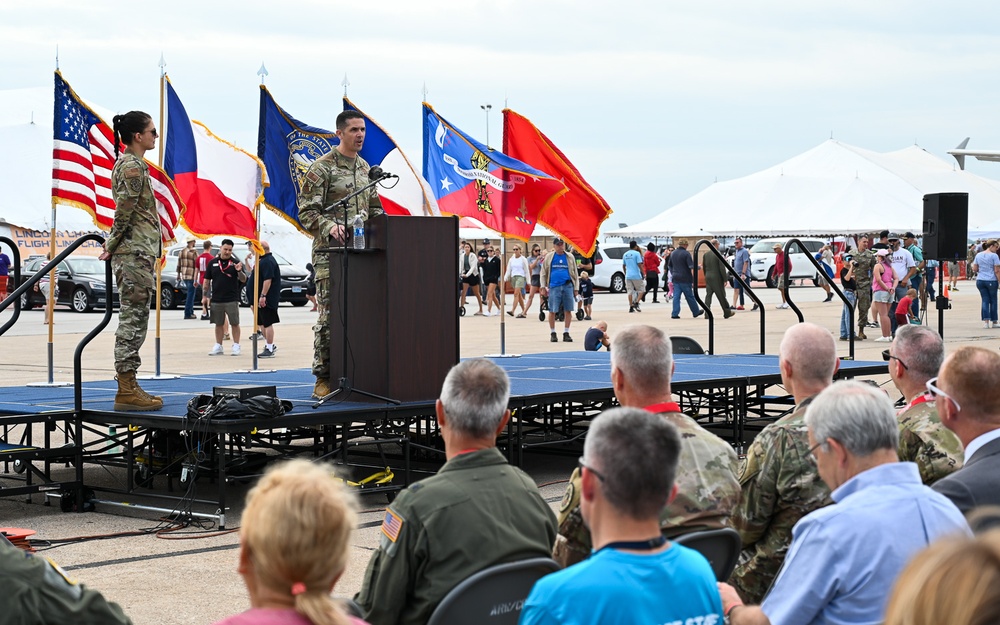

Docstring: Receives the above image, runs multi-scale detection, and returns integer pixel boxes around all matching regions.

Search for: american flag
[51,72,183,244]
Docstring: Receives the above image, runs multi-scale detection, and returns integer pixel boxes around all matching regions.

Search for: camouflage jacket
[898,394,964,485]
[730,399,833,604]
[853,249,877,286]
[107,152,161,257]
[553,408,742,567]
[297,150,383,279]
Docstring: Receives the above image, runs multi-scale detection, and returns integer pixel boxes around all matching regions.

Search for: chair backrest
[670,336,706,355]
[426,557,560,625]
[673,527,742,581]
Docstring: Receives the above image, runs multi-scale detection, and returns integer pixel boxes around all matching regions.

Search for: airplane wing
[947,137,1000,169]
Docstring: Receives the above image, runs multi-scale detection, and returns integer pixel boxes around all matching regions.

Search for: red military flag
[502,109,612,256]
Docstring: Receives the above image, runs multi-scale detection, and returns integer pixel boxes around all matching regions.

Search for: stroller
[537,293,585,322]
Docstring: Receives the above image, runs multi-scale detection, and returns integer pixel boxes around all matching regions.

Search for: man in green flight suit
[355,359,557,625]
[1,538,132,624]
[297,110,384,399]
[702,238,735,319]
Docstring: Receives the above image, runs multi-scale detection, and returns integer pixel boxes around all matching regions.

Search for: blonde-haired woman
[884,529,1000,625]
[212,460,368,625]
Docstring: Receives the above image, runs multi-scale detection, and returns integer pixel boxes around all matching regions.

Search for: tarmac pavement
[0,279,995,624]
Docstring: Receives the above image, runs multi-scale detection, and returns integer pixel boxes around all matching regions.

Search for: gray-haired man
[355,359,556,625]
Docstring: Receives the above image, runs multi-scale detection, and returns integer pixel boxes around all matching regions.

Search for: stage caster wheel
[13,458,27,474]
[576,310,585,321]
[459,306,465,317]
[134,469,153,489]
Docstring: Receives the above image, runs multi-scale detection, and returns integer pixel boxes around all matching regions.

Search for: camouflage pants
[112,254,154,374]
[855,281,872,329]
[312,264,330,379]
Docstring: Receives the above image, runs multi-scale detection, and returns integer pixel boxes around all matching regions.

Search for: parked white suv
[748,237,827,288]
[590,244,628,293]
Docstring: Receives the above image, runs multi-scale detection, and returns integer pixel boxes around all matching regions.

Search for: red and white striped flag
[51,71,183,243]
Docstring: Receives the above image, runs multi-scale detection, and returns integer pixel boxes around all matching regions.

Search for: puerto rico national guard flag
[422,103,566,242]
[502,109,612,257]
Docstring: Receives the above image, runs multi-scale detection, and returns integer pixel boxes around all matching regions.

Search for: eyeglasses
[578,458,606,482]
[888,354,909,370]
[808,440,825,459]
[926,377,961,412]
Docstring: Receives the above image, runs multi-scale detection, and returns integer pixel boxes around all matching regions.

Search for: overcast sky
[4,0,1000,229]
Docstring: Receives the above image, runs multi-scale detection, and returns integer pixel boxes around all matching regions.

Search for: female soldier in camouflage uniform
[98,111,162,411]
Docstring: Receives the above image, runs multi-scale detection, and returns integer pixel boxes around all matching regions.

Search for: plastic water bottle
[353,215,365,250]
[108,425,119,455]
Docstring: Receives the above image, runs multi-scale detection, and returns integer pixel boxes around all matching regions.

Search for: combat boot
[857,328,868,341]
[114,371,164,411]
[313,378,332,400]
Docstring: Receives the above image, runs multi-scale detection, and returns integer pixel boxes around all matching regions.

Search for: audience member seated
[889,324,962,484]
[884,529,1000,625]
[932,346,1000,514]
[212,459,367,625]
[355,359,557,625]
[583,320,610,351]
[521,407,723,625]
[719,380,970,625]
[730,322,837,602]
[554,325,741,567]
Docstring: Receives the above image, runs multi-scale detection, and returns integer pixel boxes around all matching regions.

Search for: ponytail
[111,110,152,157]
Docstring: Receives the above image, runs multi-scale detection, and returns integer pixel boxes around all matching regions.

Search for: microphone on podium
[368,166,397,181]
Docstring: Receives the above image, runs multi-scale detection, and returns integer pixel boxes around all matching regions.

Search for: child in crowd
[579,271,595,320]
[895,288,918,328]
[584,320,610,352]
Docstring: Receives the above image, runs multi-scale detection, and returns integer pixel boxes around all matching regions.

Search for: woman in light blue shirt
[972,240,1000,328]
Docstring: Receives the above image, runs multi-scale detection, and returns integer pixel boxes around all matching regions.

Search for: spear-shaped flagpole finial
[159,53,166,77]
[342,73,350,97]
[55,44,59,70]
[257,63,269,84]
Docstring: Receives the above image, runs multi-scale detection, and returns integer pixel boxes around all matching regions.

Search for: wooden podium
[325,214,459,402]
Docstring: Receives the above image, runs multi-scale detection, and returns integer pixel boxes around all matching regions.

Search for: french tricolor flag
[163,77,268,239]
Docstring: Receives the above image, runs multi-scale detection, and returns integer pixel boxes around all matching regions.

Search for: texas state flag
[422,103,566,242]
[163,77,267,240]
[345,97,438,217]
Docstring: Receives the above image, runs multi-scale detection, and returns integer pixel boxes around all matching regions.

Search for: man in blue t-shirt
[583,321,609,351]
[622,240,645,313]
[540,238,579,343]
[520,407,723,625]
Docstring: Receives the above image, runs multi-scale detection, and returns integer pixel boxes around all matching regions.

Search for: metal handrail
[0,237,22,335]
[781,239,855,360]
[692,239,766,355]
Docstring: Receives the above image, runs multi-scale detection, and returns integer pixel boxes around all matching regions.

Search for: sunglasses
[577,458,606,482]
[925,377,960,412]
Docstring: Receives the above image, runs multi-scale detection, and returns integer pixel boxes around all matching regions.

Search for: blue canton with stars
[54,73,100,151]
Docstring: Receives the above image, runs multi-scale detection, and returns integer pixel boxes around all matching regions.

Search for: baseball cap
[772,243,782,250]
[903,231,916,239]
[876,249,890,256]
[482,238,490,244]
[553,237,564,245]
[888,232,901,240]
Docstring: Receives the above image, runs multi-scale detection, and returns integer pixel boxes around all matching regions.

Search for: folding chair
[426,557,560,625]
[674,527,742,581]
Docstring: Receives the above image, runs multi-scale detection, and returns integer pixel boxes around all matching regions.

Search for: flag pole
[485,236,519,359]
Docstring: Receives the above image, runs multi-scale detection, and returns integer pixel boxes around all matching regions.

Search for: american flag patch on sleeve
[381,509,404,543]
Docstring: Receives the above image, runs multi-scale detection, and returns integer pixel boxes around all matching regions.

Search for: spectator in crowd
[720,380,970,625]
[948,257,961,292]
[204,239,245,356]
[573,244,595,319]
[730,322,837,603]
[838,255,857,340]
[888,233,916,335]
[872,230,890,251]
[578,270,594,320]
[663,244,675,299]
[890,325,963,485]
[642,242,662,303]
[196,240,214,320]
[852,235,877,339]
[0,537,133,624]
[458,241,483,316]
[884,530,1000,625]
[872,248,897,342]
[177,238,199,319]
[524,244,544,316]
[623,240,645,313]
[355,359,556,625]
[895,287,918,328]
[905,231,925,316]
[816,244,835,302]
[212,459,368,625]
[702,238,735,319]
[481,245,502,316]
[504,244,530,318]
[932,346,1000,513]
[971,239,1000,329]
[772,243,790,309]
[540,238,579,342]
[583,320,609,351]
[668,239,703,319]
[554,325,740,566]
[731,237,751,311]
[0,245,11,297]
[305,262,318,312]
[255,241,281,359]
[522,407,723,625]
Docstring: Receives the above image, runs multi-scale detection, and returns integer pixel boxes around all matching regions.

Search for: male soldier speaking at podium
[298,110,383,399]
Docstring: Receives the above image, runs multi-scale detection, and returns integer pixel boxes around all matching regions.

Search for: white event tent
[610,140,1000,238]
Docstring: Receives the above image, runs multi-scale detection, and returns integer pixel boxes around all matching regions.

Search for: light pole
[481,103,492,148]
